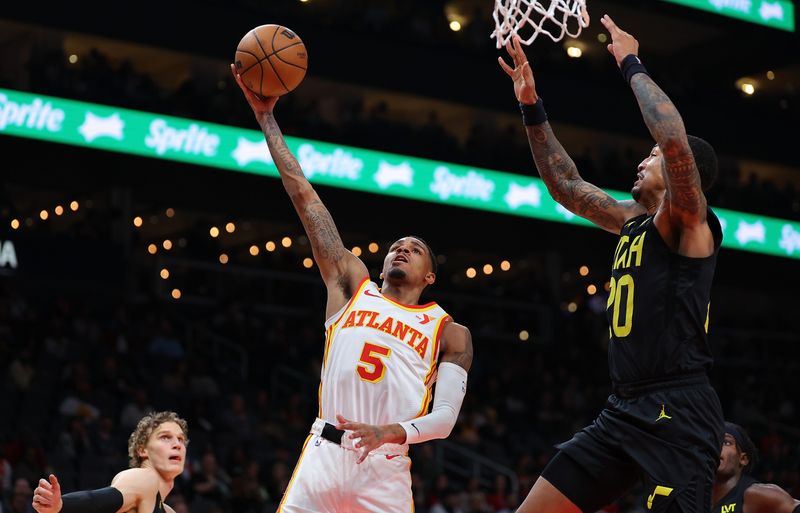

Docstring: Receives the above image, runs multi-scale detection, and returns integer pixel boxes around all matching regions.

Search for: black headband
[725,421,758,474]
[725,422,746,451]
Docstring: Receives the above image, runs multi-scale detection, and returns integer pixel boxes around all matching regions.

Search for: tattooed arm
[526,123,644,233]
[498,36,644,233]
[628,74,706,224]
[601,15,715,256]
[231,65,367,315]
[601,15,707,227]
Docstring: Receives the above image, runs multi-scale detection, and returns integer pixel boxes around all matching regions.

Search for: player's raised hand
[601,14,639,67]
[336,414,406,464]
[497,36,538,105]
[230,63,279,119]
[32,475,62,513]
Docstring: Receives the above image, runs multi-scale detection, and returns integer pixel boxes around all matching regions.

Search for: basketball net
[491,0,590,47]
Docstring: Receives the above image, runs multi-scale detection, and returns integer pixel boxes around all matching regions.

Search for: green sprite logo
[145,119,220,156]
[430,166,494,201]
[0,93,64,132]
[296,143,362,180]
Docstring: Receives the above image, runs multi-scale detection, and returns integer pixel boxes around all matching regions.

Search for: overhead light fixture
[566,46,582,58]
[564,39,584,58]
[736,77,757,95]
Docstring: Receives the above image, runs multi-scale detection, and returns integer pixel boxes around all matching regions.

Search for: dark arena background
[1,1,799,512]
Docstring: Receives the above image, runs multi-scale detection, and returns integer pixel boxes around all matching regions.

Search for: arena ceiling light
[736,77,757,95]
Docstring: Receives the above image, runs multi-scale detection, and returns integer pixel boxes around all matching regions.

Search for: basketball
[234,24,308,97]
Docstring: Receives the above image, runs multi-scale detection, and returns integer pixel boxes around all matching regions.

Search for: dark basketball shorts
[542,376,724,513]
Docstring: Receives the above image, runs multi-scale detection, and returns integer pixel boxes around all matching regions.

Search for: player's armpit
[745,483,800,513]
[439,322,473,372]
[525,122,645,233]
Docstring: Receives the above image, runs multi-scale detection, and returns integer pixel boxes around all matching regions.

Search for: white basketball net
[491,0,590,47]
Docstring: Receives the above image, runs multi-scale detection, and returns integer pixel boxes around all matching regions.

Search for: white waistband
[310,418,409,456]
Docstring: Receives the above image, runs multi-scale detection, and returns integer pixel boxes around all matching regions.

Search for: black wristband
[620,54,649,84]
[519,98,547,126]
[61,487,124,513]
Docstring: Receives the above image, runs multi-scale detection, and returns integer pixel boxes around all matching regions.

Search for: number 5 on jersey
[356,342,392,383]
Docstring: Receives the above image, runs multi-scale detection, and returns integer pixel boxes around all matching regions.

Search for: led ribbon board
[661,0,795,32]
[2,87,799,260]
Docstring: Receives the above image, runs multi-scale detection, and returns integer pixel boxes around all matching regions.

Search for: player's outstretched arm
[230,65,367,312]
[745,483,800,513]
[33,470,158,513]
[498,36,644,234]
[601,15,706,228]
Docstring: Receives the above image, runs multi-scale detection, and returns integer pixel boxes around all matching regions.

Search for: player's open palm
[498,36,538,105]
[601,15,639,67]
[230,63,279,119]
[33,475,62,513]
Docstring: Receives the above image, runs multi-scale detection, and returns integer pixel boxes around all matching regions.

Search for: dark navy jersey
[154,492,166,513]
[713,475,758,513]
[606,208,723,384]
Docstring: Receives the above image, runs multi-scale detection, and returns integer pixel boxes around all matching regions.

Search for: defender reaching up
[231,64,473,513]
[499,15,724,513]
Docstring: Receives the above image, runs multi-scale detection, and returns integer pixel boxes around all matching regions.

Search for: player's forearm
[525,123,618,225]
[259,113,311,200]
[629,74,687,152]
[60,488,124,513]
[525,122,583,196]
[398,362,467,444]
[258,113,349,256]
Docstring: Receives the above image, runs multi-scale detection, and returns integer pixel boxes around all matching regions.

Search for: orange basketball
[234,24,308,97]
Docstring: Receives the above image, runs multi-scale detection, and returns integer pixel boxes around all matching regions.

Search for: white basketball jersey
[318,279,451,426]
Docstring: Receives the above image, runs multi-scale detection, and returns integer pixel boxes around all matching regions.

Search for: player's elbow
[286,181,317,205]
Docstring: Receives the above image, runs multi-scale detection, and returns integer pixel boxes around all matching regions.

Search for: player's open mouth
[393,256,408,264]
[169,456,182,462]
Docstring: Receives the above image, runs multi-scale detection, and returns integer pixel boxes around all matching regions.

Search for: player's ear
[739,452,750,468]
[425,272,435,286]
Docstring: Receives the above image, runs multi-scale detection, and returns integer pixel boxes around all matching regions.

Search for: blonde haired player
[31,411,188,513]
[230,64,473,513]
